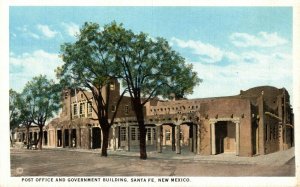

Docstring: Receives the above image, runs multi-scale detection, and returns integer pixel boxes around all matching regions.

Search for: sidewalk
[43,146,295,166]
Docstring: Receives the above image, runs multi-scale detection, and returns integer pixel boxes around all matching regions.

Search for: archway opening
[33,132,37,143]
[252,121,258,155]
[64,129,69,147]
[57,130,62,147]
[43,131,48,146]
[71,129,76,148]
[92,127,101,149]
[215,121,236,154]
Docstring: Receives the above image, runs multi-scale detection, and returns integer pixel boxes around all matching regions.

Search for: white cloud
[230,32,288,48]
[37,24,58,38]
[189,51,292,101]
[171,37,224,63]
[17,25,40,39]
[9,50,63,92]
[62,22,79,37]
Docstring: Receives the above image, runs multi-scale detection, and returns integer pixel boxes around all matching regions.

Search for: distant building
[12,80,294,157]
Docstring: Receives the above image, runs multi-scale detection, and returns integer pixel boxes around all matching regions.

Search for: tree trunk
[26,126,30,149]
[38,125,43,150]
[101,126,110,157]
[139,122,147,160]
[134,101,147,160]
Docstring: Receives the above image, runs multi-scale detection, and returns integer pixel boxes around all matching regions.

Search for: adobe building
[12,80,294,157]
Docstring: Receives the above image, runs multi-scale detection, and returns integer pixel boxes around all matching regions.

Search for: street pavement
[10,146,295,176]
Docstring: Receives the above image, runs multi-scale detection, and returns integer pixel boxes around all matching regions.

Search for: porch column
[115,126,119,149]
[156,125,162,153]
[62,129,65,148]
[279,124,283,151]
[54,128,57,147]
[193,124,197,153]
[47,131,50,147]
[176,125,181,154]
[126,125,130,151]
[172,125,175,151]
[42,131,45,146]
[77,127,81,148]
[235,121,240,156]
[211,122,216,155]
[145,128,148,145]
[189,125,193,152]
[88,126,92,149]
[113,126,116,151]
[197,123,201,154]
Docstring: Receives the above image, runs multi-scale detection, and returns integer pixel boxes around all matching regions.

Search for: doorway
[57,130,62,147]
[215,121,236,154]
[92,127,101,149]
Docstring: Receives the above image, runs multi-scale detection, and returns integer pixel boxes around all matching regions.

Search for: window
[147,128,151,141]
[87,102,92,113]
[87,102,92,117]
[110,82,115,90]
[80,103,85,117]
[73,104,78,116]
[131,127,136,141]
[152,128,156,140]
[165,129,171,141]
[125,105,129,114]
[120,127,126,141]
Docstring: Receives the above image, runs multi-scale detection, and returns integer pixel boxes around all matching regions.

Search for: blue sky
[9,7,293,102]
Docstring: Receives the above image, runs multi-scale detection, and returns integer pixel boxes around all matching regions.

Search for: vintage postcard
[1,1,299,187]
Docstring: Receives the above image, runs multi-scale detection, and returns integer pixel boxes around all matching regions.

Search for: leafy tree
[57,22,125,157]
[9,89,20,145]
[18,87,37,149]
[23,75,61,150]
[106,22,201,159]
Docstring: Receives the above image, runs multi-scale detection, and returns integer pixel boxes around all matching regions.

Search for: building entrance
[64,129,69,147]
[43,131,48,145]
[215,121,236,154]
[92,127,101,149]
[57,130,62,147]
[71,129,76,147]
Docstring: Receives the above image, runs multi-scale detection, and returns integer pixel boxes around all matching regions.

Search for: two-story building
[12,80,294,157]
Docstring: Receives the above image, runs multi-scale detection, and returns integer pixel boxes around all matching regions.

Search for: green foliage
[57,22,125,120]
[57,22,120,91]
[22,75,61,126]
[9,89,20,130]
[103,22,201,102]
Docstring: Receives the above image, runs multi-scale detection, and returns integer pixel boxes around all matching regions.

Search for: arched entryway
[180,123,197,153]
[43,131,48,146]
[92,127,101,149]
[252,121,259,155]
[161,124,176,151]
[57,130,62,147]
[71,129,76,147]
[64,129,70,147]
